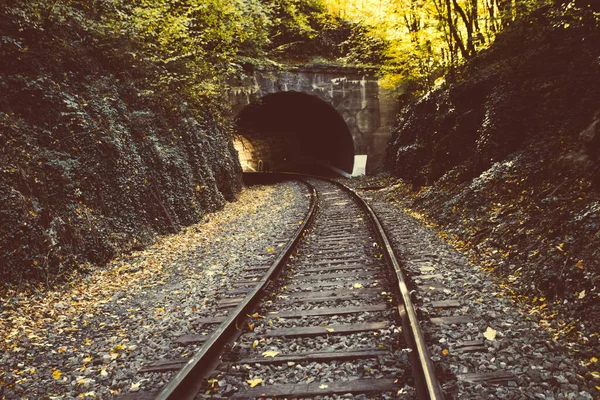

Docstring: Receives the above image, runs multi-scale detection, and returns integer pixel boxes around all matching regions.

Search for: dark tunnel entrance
[234,92,355,175]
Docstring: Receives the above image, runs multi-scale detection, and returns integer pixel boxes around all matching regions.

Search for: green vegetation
[1,0,597,290]
[383,0,600,340]
[6,0,559,101]
[322,0,592,94]
[0,0,376,287]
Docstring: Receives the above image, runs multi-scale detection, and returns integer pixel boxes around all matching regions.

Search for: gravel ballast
[0,181,308,399]
[359,189,598,399]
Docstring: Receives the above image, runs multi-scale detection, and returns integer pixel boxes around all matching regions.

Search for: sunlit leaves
[483,326,497,341]
[105,0,271,96]
[262,350,279,357]
[246,378,263,387]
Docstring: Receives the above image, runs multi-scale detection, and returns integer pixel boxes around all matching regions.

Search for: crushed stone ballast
[119,174,443,399]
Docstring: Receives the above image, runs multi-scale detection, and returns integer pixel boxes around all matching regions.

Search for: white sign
[352,155,367,176]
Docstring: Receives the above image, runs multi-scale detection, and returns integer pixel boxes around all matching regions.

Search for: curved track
[125,175,443,399]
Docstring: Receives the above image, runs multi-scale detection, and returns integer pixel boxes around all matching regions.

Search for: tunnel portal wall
[228,67,397,172]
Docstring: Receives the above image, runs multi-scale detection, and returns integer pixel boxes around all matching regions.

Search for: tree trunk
[452,0,476,57]
[446,0,469,59]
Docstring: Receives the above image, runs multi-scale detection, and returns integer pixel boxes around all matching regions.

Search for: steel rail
[154,177,318,400]
[331,179,445,400]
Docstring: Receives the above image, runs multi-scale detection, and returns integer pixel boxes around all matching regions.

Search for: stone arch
[234,91,355,174]
[228,67,398,173]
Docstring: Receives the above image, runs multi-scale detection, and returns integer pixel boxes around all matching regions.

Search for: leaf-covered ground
[343,170,600,383]
[380,2,600,366]
[0,182,308,398]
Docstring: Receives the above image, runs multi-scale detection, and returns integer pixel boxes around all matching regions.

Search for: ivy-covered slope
[385,5,600,332]
[0,4,242,286]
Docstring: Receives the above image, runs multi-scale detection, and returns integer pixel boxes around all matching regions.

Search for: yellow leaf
[590,371,600,379]
[442,349,449,355]
[52,370,62,380]
[247,323,254,331]
[246,378,263,388]
[262,350,279,358]
[483,327,497,341]
[252,340,258,348]
[267,247,275,252]
[576,260,584,270]
[579,290,586,299]
[100,368,108,377]
[353,283,363,289]
[325,328,335,332]
[319,384,328,389]
[591,357,598,363]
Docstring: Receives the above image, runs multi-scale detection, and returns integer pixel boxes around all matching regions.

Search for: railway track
[122,175,444,399]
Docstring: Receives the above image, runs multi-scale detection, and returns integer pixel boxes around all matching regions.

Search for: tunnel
[234,91,355,175]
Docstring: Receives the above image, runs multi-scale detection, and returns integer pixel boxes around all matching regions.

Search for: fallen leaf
[325,328,335,332]
[319,384,328,389]
[353,283,363,289]
[246,378,263,388]
[52,370,61,380]
[208,379,218,388]
[252,340,258,348]
[579,290,586,299]
[76,377,93,386]
[262,350,279,358]
[442,349,449,355]
[576,260,584,270]
[483,327,497,341]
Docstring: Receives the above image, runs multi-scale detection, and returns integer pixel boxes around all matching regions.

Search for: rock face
[0,17,241,284]
[384,6,600,329]
[385,7,600,186]
[229,66,398,172]
[580,114,600,157]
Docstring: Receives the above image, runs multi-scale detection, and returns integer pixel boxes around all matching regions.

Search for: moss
[0,5,242,287]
